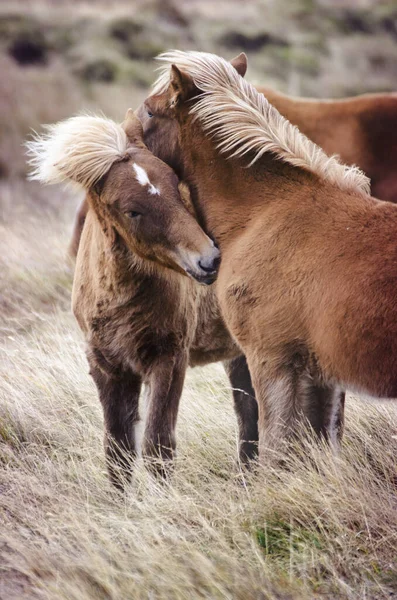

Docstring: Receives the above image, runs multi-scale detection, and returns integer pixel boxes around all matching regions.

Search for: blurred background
[1,0,396,179]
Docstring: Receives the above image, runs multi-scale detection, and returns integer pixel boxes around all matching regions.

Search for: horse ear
[230,52,247,77]
[170,64,195,104]
[122,109,145,146]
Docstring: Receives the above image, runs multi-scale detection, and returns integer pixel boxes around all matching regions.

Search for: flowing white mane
[153,51,370,196]
[26,115,128,189]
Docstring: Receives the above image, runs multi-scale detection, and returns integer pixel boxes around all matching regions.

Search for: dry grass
[1,182,397,600]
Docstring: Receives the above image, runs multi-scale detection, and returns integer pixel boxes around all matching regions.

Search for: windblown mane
[26,115,128,189]
[153,51,370,195]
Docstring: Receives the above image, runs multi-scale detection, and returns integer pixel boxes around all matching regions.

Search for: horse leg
[68,196,88,258]
[302,386,345,448]
[247,357,317,463]
[89,361,141,489]
[142,352,187,475]
[335,392,345,443]
[249,353,346,464]
[223,355,258,463]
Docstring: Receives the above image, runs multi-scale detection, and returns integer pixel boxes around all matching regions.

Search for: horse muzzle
[181,245,221,286]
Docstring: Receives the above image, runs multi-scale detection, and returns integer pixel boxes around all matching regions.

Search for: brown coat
[257,87,397,202]
[28,111,248,488]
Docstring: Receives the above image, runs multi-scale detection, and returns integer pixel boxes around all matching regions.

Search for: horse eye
[126,211,141,219]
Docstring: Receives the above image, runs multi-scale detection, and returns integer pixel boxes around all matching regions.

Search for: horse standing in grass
[27,110,249,487]
[143,50,397,461]
[67,59,397,450]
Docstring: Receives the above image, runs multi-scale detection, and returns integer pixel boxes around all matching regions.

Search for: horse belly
[310,276,397,399]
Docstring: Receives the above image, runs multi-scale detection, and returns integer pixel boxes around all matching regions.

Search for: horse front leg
[248,355,344,465]
[247,356,313,464]
[142,352,188,476]
[89,358,141,489]
[223,355,258,464]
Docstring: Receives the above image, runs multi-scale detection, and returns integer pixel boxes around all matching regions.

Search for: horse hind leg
[301,384,345,448]
[223,355,258,464]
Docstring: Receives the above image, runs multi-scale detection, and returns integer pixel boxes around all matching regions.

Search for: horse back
[357,94,397,202]
[259,88,397,203]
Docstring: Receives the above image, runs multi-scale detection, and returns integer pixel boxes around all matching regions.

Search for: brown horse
[27,110,247,487]
[255,87,397,204]
[68,78,397,256]
[143,50,397,462]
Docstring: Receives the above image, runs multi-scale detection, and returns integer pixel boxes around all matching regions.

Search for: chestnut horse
[68,54,360,461]
[143,50,397,461]
[27,110,247,487]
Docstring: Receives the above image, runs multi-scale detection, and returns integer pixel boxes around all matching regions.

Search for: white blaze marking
[133,163,160,195]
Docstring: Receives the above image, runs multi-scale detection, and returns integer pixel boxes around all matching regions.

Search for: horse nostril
[199,255,220,273]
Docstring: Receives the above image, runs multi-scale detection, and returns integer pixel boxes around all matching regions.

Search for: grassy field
[1,0,397,598]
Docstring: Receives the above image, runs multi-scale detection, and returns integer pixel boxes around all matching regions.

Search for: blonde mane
[26,115,128,189]
[153,51,371,196]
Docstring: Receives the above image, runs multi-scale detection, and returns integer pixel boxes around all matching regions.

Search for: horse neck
[180,128,314,247]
